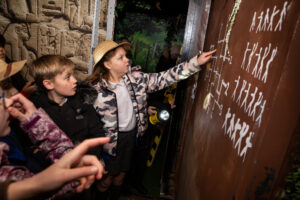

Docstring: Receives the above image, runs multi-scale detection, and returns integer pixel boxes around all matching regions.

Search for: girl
[87,40,216,199]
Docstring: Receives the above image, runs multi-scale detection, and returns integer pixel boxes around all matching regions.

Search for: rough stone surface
[0,0,108,80]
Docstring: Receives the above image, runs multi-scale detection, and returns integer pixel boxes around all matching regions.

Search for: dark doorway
[114,0,189,72]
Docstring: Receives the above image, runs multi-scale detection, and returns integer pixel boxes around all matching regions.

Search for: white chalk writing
[241,42,278,83]
[203,1,289,162]
[249,1,289,33]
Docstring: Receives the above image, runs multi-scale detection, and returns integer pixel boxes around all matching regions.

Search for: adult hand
[7,137,110,199]
[197,49,217,65]
[6,93,37,121]
[148,106,157,116]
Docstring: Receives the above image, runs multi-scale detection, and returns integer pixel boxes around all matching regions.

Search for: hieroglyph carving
[0,0,108,79]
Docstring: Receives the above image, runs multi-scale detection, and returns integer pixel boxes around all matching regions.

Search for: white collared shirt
[109,80,136,131]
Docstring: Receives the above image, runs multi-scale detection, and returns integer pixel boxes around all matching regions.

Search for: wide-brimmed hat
[0,59,27,81]
[92,40,130,68]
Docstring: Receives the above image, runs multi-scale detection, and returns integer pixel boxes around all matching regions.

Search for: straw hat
[0,59,27,81]
[92,40,130,68]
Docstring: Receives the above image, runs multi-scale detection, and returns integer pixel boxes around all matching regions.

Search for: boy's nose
[71,75,77,83]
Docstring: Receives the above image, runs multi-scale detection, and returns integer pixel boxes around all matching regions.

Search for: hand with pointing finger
[7,137,110,199]
[197,49,217,65]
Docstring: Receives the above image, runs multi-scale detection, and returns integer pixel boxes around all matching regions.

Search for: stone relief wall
[0,0,108,80]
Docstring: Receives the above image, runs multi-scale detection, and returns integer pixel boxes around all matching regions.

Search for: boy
[30,55,105,199]
[30,55,104,147]
[0,58,109,199]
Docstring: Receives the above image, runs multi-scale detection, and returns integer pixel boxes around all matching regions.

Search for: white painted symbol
[262,46,278,83]
[256,43,271,79]
[251,47,263,76]
[267,5,280,31]
[227,113,236,137]
[262,8,270,31]
[256,99,266,127]
[236,80,247,106]
[256,11,264,33]
[232,76,240,101]
[234,122,249,155]
[222,107,231,134]
[249,12,257,32]
[240,132,255,162]
[274,1,288,32]
[231,118,241,144]
[246,43,258,72]
[203,93,212,110]
[241,83,251,112]
[246,87,258,115]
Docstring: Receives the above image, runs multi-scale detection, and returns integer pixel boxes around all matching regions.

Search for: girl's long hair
[86,49,117,85]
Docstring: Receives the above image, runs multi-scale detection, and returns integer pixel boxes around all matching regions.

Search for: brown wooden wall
[176,0,300,199]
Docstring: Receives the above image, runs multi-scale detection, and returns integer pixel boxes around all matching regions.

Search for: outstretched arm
[144,49,217,93]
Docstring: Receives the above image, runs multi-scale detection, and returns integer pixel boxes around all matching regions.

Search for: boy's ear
[42,79,54,90]
[103,61,111,70]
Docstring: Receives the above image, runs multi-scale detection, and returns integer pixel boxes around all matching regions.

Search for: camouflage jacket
[0,108,75,198]
[93,55,201,156]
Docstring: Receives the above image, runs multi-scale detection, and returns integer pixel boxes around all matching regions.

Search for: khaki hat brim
[0,59,27,81]
[92,41,130,69]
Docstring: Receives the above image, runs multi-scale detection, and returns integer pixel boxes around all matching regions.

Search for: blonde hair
[31,55,74,89]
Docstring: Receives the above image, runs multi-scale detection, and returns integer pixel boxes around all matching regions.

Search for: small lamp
[149,104,171,125]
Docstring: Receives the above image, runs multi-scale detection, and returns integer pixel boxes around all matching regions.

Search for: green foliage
[115,0,152,18]
[130,30,168,72]
[284,168,300,199]
[134,1,151,10]
[114,0,185,72]
[280,148,300,200]
[115,12,170,72]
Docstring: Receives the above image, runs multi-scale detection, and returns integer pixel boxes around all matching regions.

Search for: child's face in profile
[105,47,130,78]
[51,67,77,98]
[0,87,11,137]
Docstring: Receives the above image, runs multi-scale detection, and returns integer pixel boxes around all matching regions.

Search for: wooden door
[176,0,300,199]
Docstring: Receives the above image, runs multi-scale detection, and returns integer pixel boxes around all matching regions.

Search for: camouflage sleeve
[20,108,74,163]
[142,55,200,93]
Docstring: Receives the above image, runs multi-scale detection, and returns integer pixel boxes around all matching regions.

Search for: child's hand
[197,49,217,65]
[7,93,37,121]
[148,106,157,116]
[7,137,110,199]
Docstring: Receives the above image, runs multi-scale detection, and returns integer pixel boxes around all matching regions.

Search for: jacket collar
[97,65,142,90]
[99,76,126,91]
